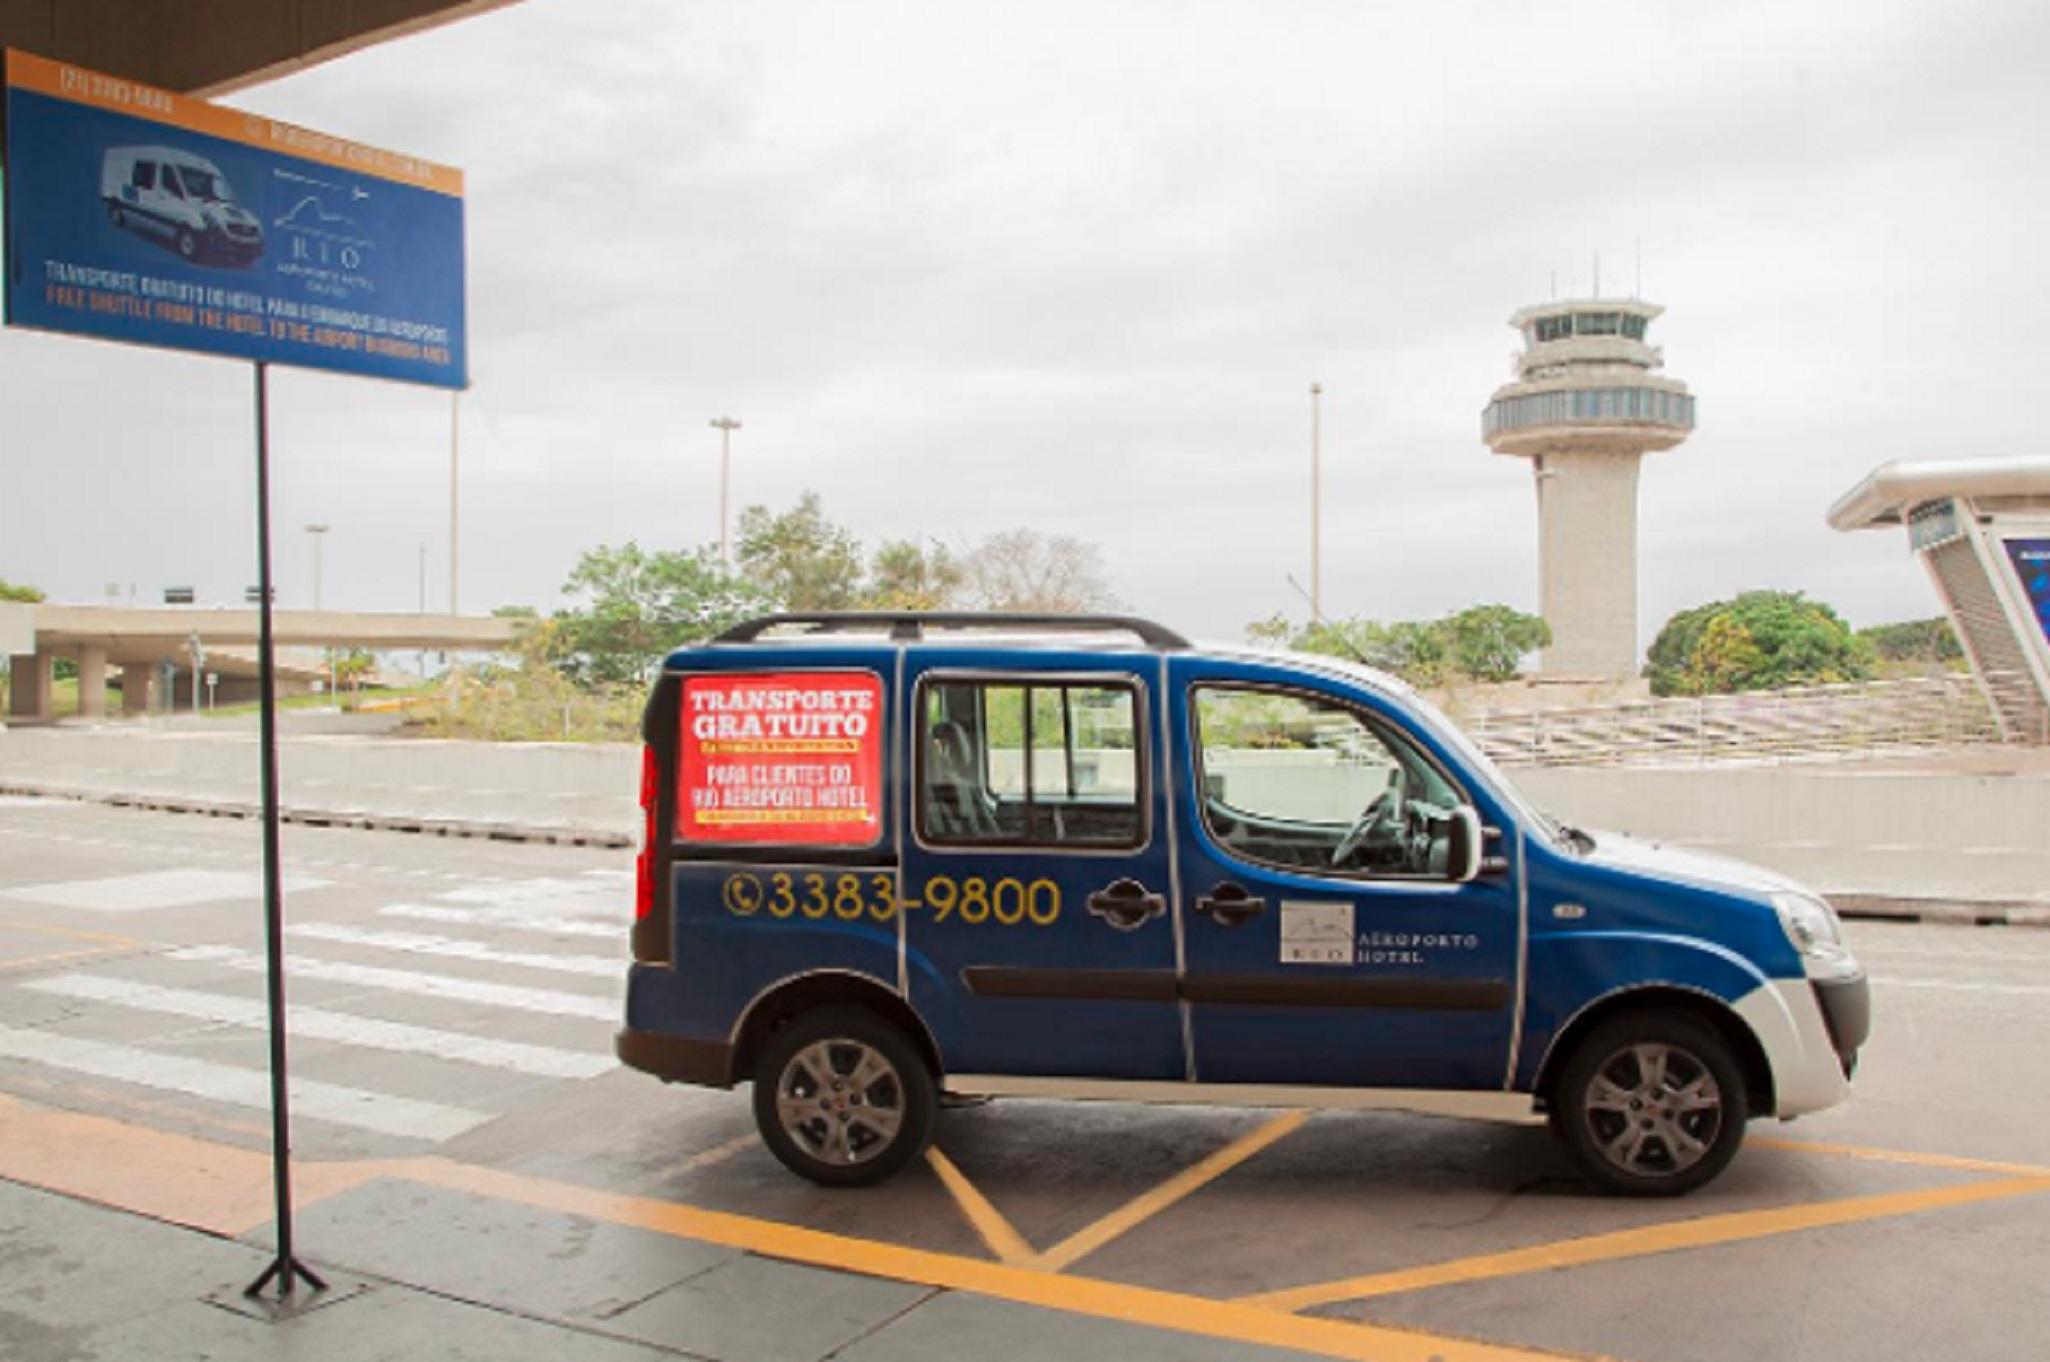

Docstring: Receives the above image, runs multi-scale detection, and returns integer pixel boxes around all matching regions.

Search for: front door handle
[1087,878,1167,932]
[1194,882,1267,927]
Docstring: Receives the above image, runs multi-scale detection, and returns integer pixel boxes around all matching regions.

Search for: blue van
[617,613,1868,1195]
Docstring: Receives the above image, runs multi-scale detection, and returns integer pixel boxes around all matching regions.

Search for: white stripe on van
[287,924,620,978]
[378,903,621,940]
[0,1024,490,1141]
[169,945,619,1021]
[22,974,613,1079]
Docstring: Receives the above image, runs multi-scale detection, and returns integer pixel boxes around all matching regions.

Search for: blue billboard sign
[2003,537,2050,649]
[3,50,465,388]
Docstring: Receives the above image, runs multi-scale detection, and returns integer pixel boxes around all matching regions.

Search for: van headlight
[1772,892,1858,976]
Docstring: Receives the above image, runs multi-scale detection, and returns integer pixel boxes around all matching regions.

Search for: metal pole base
[244,1253,328,1302]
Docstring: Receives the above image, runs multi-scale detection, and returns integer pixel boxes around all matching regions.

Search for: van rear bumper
[615,1027,734,1088]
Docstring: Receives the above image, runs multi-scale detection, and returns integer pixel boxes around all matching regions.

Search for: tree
[865,539,966,610]
[551,543,769,685]
[1648,591,1873,696]
[0,579,44,603]
[1249,605,1546,687]
[736,492,863,611]
[1644,600,1726,696]
[333,648,376,694]
[1444,605,1552,683]
[966,529,1116,611]
[1859,617,1964,669]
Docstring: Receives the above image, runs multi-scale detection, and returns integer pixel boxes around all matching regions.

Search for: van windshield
[173,167,231,203]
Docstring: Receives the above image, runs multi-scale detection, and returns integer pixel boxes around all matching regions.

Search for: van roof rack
[712,611,1191,650]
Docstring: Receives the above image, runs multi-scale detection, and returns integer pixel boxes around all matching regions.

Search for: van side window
[1193,686,1465,879]
[132,161,156,191]
[919,679,1143,849]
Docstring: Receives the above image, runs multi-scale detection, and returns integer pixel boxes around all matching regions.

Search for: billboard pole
[243,361,326,1305]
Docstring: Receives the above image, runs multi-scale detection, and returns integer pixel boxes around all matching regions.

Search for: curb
[3,780,2044,925]
[1828,894,2050,930]
[0,781,635,850]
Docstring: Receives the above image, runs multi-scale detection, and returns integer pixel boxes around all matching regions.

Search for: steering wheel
[1331,768,1406,867]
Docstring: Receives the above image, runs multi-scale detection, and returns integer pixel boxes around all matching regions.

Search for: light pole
[709,417,742,568]
[305,524,329,611]
[305,523,333,705]
[449,392,460,617]
[1309,382,1323,619]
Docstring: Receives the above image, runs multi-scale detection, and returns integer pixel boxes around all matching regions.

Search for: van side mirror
[1447,805,1485,884]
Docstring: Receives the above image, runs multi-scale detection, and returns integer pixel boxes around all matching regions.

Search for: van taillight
[634,744,657,921]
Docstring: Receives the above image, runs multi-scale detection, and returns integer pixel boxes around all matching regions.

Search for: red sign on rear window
[677,672,885,846]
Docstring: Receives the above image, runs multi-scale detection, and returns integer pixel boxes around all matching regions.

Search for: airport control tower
[1482,299,1695,678]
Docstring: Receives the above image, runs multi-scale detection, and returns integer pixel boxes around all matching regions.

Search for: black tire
[752,1005,934,1188]
[1552,1010,1747,1196]
[177,230,197,259]
[108,203,124,228]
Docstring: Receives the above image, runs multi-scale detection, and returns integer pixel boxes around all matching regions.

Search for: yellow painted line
[400,1157,1588,1362]
[0,1088,1589,1362]
[0,944,133,974]
[1026,1108,1310,1272]
[672,1132,759,1176]
[0,1091,387,1237]
[1239,1176,2050,1312]
[0,919,146,948]
[1752,1135,2050,1179]
[926,1146,1036,1265]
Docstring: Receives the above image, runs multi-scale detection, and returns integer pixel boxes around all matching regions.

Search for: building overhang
[1,1,523,97]
[15,606,520,666]
[1826,456,2050,531]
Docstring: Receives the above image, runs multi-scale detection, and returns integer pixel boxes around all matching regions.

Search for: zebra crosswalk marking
[22,974,614,1079]
[170,944,619,1021]
[287,923,619,978]
[0,1024,491,1140]
[378,903,620,940]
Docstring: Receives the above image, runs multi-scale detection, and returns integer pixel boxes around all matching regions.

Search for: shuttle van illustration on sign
[100,145,264,266]
[615,613,1871,1197]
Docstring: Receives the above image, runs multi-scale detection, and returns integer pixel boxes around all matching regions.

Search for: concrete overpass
[0,1,521,96]
[2,603,518,721]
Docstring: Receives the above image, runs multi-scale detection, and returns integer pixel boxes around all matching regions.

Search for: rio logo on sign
[2,49,466,389]
[678,673,885,847]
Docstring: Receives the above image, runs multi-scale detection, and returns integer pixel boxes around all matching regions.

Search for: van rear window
[677,671,884,847]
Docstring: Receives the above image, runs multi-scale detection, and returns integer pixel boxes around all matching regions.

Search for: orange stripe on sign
[4,48,464,197]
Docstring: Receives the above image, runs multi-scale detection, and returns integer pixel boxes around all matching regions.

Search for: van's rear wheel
[176,230,197,259]
[1553,1012,1746,1196]
[752,1006,934,1187]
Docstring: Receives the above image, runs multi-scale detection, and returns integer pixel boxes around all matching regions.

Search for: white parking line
[378,903,621,940]
[1870,976,2050,998]
[170,945,619,1021]
[0,1023,490,1140]
[288,924,620,978]
[0,869,331,913]
[22,974,614,1079]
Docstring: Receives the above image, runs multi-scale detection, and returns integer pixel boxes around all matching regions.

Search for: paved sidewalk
[2,1175,1333,1362]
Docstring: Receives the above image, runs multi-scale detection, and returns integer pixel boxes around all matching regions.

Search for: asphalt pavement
[0,792,2045,1362]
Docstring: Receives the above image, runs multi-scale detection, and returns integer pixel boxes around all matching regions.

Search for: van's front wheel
[1553,1012,1746,1195]
[752,1006,934,1187]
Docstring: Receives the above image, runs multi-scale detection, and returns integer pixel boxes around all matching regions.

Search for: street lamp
[305,524,329,610]
[709,417,742,569]
[305,523,335,706]
[1308,383,1323,619]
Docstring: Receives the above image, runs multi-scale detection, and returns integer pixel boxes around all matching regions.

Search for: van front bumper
[1813,972,1871,1078]
[615,1026,734,1088]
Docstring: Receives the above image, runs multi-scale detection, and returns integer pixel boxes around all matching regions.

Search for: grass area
[406,671,643,743]
[200,684,437,719]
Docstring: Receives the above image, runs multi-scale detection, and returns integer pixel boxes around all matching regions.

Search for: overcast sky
[4,0,2047,650]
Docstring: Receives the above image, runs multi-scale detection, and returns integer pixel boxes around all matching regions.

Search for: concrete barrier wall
[1513,765,2050,904]
[2,727,2042,904]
